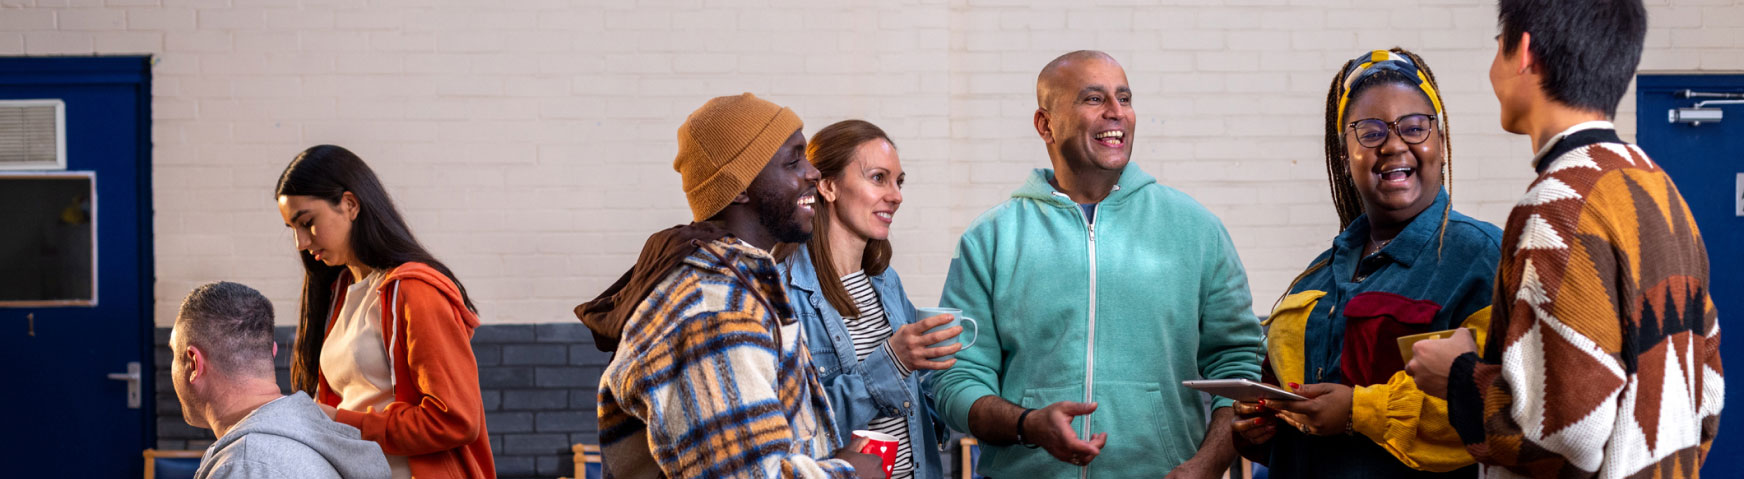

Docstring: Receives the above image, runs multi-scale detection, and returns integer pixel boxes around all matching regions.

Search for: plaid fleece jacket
[597,237,854,479]
[1447,128,1723,478]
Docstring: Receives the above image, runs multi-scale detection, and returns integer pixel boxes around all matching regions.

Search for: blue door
[0,57,154,477]
[1636,74,1742,476]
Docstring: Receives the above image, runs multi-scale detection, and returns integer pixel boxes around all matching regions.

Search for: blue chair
[142,449,202,479]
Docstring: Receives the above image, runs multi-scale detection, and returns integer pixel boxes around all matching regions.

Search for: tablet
[1181,379,1307,402]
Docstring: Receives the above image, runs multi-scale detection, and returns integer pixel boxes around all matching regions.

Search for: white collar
[1531,120,1615,166]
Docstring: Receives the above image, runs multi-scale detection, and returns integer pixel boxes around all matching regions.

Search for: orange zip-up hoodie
[317,262,496,478]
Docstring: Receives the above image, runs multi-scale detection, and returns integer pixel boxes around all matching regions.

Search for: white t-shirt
[322,269,411,478]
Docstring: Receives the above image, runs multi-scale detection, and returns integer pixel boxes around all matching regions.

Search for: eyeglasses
[1345,114,1437,148]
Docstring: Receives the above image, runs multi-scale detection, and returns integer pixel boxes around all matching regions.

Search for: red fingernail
[1257,399,1267,407]
[1288,382,1300,389]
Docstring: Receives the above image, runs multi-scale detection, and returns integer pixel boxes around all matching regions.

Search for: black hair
[275,144,476,394]
[176,281,276,377]
[1498,0,1648,117]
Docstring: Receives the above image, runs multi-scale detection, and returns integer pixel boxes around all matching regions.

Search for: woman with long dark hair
[779,120,955,479]
[276,144,494,478]
[1228,49,1501,478]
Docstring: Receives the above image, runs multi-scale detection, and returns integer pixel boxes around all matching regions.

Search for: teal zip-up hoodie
[932,165,1263,478]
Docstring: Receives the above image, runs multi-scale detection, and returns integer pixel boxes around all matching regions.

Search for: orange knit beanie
[673,93,803,222]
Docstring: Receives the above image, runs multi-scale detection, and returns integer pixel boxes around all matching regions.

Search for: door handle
[105,361,141,409]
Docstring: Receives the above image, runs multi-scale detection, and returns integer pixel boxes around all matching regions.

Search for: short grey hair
[175,281,276,377]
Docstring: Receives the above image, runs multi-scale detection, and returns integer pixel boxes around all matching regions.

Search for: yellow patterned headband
[1335,50,1445,125]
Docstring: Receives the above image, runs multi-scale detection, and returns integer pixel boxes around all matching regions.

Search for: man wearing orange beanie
[580,93,883,479]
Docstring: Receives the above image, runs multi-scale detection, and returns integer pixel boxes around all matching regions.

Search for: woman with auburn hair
[781,120,955,479]
[1229,49,1501,478]
[276,144,494,478]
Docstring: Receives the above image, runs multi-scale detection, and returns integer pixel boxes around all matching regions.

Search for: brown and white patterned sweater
[1446,126,1723,478]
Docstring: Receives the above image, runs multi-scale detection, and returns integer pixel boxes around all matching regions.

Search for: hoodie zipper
[1057,194,1098,479]
[1083,216,1096,479]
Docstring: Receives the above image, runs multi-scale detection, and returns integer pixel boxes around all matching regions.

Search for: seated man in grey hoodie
[170,281,390,479]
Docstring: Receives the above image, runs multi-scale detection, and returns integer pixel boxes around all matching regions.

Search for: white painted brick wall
[2,0,1740,325]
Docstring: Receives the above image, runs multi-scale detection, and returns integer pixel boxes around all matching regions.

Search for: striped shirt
[840,270,914,479]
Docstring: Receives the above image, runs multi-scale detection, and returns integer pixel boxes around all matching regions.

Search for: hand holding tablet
[1181,378,1308,402]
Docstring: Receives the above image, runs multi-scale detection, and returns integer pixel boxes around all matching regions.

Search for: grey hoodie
[195,392,391,479]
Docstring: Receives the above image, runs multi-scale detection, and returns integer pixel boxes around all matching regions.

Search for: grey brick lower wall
[154,323,963,479]
[155,323,608,479]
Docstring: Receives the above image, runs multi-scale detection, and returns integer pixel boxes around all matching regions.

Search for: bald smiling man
[929,51,1264,479]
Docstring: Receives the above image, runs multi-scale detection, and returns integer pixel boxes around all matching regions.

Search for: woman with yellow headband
[1227,48,1502,478]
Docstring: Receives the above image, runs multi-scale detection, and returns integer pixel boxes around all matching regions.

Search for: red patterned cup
[852,430,898,479]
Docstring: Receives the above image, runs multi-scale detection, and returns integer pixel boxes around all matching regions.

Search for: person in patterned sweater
[578,94,883,479]
[1407,1,1722,477]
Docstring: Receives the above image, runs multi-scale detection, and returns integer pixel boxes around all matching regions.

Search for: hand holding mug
[912,307,979,363]
[889,314,961,371]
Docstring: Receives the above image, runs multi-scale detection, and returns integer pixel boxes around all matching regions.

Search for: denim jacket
[783,244,948,479]
[1262,189,1499,478]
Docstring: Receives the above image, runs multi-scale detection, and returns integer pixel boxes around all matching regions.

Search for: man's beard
[753,187,811,244]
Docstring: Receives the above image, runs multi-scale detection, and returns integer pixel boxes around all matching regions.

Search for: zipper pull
[1088,223,1096,242]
